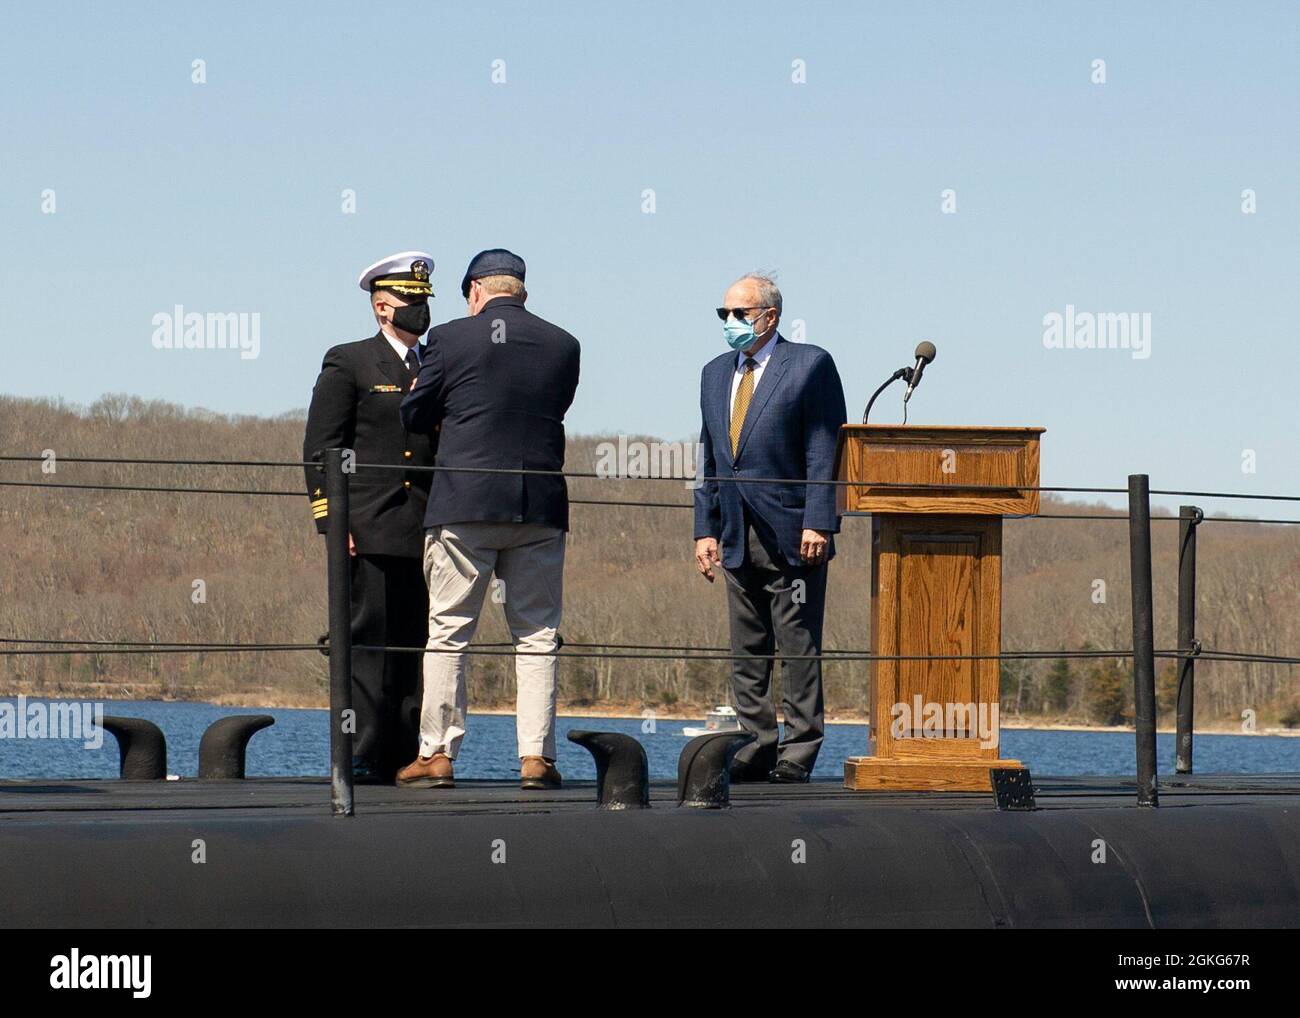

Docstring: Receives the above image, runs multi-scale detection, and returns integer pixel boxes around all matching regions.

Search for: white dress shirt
[382,328,421,369]
[728,333,778,425]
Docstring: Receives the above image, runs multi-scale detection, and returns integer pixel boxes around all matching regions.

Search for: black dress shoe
[351,758,394,785]
[769,759,811,783]
[729,758,776,784]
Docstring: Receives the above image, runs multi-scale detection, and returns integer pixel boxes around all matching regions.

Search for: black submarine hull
[2,776,1298,928]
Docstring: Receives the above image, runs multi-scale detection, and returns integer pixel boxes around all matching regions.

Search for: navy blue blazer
[693,335,847,569]
[400,296,581,532]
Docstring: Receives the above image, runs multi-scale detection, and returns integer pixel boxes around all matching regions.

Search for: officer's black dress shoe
[351,758,395,785]
[769,759,812,783]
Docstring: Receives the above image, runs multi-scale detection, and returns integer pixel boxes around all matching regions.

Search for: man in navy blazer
[693,274,847,782]
[397,249,580,792]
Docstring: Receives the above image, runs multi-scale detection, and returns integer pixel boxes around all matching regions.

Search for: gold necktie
[730,357,757,457]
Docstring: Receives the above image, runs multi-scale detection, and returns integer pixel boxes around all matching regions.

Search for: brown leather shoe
[396,752,454,788]
[520,756,562,790]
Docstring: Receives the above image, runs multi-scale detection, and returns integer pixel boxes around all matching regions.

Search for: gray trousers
[722,514,828,772]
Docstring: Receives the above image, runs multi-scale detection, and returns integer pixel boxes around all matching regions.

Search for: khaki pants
[418,521,565,761]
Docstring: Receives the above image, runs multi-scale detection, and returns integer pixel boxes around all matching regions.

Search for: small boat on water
[681,705,741,737]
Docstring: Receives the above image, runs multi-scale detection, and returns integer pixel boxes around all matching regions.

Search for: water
[3,698,1299,781]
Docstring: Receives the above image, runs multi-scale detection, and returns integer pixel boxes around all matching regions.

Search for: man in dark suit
[303,251,439,783]
[396,249,580,791]
[693,273,847,783]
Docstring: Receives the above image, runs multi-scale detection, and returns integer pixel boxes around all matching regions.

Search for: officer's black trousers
[349,553,428,775]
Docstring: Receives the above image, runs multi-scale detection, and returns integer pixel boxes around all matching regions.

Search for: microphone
[903,341,936,404]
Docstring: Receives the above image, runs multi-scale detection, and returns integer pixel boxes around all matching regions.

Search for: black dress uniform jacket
[303,332,438,558]
[400,296,580,532]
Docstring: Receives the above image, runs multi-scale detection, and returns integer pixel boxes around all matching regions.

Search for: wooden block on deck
[844,756,1026,792]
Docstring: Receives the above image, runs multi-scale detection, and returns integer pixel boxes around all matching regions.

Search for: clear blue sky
[2,1,1296,516]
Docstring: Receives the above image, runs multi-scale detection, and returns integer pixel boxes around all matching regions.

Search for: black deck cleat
[101,716,168,780]
[198,715,275,779]
[991,767,1037,810]
[567,731,649,809]
[677,731,755,808]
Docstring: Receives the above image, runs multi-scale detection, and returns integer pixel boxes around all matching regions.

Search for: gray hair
[733,273,782,315]
[475,274,526,298]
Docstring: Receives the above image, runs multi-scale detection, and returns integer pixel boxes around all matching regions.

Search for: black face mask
[390,300,430,336]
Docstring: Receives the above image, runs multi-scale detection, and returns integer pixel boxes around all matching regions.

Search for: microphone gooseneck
[862,367,910,424]
[862,342,938,423]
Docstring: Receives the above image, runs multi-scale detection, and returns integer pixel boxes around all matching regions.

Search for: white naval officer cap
[357,251,435,297]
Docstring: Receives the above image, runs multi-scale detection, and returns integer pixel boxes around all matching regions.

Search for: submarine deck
[3,772,1300,819]
[4,774,1300,928]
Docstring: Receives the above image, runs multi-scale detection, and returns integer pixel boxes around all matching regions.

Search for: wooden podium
[835,425,1044,791]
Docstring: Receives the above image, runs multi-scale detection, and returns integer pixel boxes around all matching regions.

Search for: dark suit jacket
[693,335,847,569]
[400,296,581,531]
[302,332,438,559]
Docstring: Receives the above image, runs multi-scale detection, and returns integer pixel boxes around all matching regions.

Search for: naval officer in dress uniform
[303,251,440,783]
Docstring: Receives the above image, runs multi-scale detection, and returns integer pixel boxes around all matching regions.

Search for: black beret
[460,248,526,297]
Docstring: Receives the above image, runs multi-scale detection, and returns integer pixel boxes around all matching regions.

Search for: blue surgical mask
[723,311,767,351]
